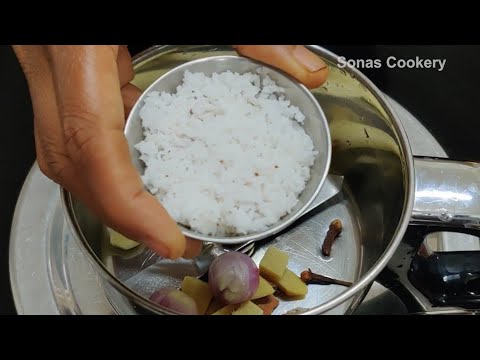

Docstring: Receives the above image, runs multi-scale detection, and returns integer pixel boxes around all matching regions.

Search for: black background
[1,45,479,315]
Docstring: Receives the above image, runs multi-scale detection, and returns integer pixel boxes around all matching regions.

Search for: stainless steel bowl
[125,55,331,244]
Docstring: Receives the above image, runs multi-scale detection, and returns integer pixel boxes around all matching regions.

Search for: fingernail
[293,46,327,72]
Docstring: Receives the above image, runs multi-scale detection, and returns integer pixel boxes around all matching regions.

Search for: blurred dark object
[409,249,480,309]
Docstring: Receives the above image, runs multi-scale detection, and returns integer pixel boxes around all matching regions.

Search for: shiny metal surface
[412,157,480,234]
[250,195,361,315]
[9,86,444,315]
[123,55,332,245]
[352,282,408,315]
[61,45,417,315]
[120,188,359,315]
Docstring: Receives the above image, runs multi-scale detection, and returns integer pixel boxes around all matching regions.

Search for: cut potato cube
[259,247,289,282]
[181,276,213,315]
[251,276,275,300]
[212,304,237,315]
[232,301,264,315]
[277,269,308,298]
[109,230,140,250]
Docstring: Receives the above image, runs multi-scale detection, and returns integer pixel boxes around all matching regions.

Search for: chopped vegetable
[251,276,275,300]
[232,301,264,315]
[253,295,280,315]
[259,246,289,282]
[208,252,259,305]
[109,229,140,250]
[212,304,237,315]
[149,287,198,315]
[181,276,213,315]
[277,269,308,298]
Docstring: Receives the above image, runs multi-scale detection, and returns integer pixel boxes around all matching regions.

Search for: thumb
[233,45,329,89]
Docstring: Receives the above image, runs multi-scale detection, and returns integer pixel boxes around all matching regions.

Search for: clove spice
[322,219,343,256]
[300,268,352,288]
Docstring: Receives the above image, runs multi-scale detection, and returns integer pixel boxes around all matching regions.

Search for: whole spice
[300,268,352,288]
[322,219,343,256]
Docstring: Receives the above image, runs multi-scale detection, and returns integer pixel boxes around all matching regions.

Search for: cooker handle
[411,157,480,234]
[407,157,480,309]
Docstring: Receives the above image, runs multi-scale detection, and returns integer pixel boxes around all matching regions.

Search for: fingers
[182,237,203,259]
[119,59,201,259]
[117,49,200,259]
[47,45,187,259]
[12,46,76,185]
[117,45,141,119]
[117,45,135,87]
[234,45,329,89]
[121,83,142,118]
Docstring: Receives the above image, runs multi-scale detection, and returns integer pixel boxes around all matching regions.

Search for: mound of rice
[135,68,317,236]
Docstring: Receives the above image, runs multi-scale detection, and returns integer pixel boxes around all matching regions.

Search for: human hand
[13,45,329,260]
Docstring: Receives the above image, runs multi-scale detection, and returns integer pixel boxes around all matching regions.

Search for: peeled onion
[208,252,259,305]
[149,287,198,315]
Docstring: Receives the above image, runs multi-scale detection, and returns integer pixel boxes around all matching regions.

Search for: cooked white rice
[135,68,317,236]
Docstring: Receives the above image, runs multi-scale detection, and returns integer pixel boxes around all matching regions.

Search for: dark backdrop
[1,45,479,314]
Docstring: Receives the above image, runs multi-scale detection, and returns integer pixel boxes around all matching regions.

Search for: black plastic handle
[409,248,480,309]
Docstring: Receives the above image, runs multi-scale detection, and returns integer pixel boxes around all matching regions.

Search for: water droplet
[340,69,347,76]
[350,72,356,79]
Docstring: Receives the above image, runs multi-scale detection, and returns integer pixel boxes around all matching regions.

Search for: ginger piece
[259,247,289,282]
[232,301,264,316]
[277,269,308,298]
[181,276,213,315]
[212,304,237,315]
[251,276,275,300]
[109,230,139,250]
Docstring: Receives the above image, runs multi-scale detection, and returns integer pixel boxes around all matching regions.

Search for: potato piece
[253,295,280,315]
[109,230,140,250]
[277,269,308,298]
[212,304,237,315]
[251,276,275,300]
[232,301,264,316]
[259,247,289,282]
[181,276,213,315]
